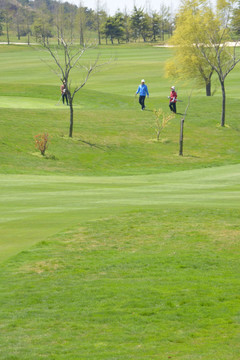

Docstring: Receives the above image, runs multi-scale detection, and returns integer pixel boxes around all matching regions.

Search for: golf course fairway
[1,163,240,262]
[0,43,240,359]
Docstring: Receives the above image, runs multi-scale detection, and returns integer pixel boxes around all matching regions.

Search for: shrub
[153,109,175,141]
[34,133,50,156]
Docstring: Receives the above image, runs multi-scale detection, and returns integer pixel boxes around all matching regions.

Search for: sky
[67,0,176,16]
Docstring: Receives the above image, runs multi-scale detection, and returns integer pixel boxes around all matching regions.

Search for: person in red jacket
[168,86,177,113]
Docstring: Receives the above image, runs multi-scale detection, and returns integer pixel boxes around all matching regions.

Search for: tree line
[0,0,175,44]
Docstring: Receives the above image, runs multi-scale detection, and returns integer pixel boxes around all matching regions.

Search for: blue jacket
[136,84,149,96]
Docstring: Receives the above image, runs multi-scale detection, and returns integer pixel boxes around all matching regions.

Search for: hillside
[0,44,240,176]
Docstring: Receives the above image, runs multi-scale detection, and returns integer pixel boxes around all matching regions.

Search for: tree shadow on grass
[77,139,112,152]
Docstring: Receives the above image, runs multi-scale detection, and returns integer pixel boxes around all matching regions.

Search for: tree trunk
[17,26,20,40]
[6,23,10,45]
[80,30,84,46]
[98,26,101,45]
[179,118,184,156]
[220,79,226,127]
[79,19,84,45]
[57,27,60,45]
[205,70,213,96]
[206,81,211,96]
[69,99,74,137]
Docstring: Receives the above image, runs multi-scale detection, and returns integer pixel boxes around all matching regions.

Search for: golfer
[136,79,149,110]
[60,81,68,105]
[168,86,177,113]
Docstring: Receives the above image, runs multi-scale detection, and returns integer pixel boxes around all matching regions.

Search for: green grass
[0,43,240,359]
[0,45,240,176]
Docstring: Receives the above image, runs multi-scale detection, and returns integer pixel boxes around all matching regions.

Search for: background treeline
[0,0,176,44]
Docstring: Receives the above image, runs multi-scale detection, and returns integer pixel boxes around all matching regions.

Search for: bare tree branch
[40,36,111,137]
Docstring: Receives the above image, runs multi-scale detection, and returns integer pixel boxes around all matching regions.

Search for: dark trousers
[62,93,68,105]
[139,95,146,110]
[169,102,176,113]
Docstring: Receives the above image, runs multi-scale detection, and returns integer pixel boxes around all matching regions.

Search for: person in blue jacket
[135,79,149,110]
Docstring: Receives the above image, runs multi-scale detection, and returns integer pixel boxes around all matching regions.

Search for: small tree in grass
[40,37,110,138]
[153,109,175,141]
[34,133,50,156]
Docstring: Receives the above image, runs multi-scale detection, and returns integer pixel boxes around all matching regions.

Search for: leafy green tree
[131,6,151,42]
[3,8,12,44]
[130,7,144,41]
[23,6,33,45]
[18,0,30,5]
[15,7,24,40]
[114,12,125,43]
[159,4,172,41]
[56,3,65,42]
[166,0,214,96]
[102,13,124,44]
[95,0,107,45]
[102,16,116,44]
[195,0,240,126]
[77,1,86,46]
[231,0,240,34]
[171,0,239,126]
[151,12,161,41]
[123,10,131,43]
[64,5,76,42]
[33,3,53,44]
[0,11,4,36]
[85,8,95,30]
[141,12,151,42]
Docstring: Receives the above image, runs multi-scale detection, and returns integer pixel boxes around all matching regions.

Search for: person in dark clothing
[60,81,68,105]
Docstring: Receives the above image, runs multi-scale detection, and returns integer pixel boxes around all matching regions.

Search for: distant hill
[0,0,21,10]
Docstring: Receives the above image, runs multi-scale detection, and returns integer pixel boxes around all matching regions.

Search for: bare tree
[42,38,109,137]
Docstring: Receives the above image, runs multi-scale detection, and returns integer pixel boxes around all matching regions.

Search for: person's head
[171,86,175,91]
[141,79,145,84]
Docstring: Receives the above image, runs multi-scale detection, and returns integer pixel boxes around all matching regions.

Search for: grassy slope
[1,163,240,261]
[0,44,240,359]
[0,45,240,176]
[0,184,240,359]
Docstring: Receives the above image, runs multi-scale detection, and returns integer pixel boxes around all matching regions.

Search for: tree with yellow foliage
[195,0,240,126]
[165,0,215,96]
[166,0,240,126]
